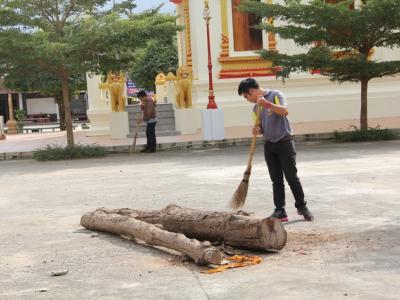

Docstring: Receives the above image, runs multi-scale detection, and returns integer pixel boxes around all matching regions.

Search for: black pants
[146,122,157,151]
[264,139,306,210]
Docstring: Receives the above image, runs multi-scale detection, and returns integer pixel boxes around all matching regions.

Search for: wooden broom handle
[247,104,262,167]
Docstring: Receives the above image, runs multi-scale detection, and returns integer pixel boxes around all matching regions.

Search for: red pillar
[204,1,218,109]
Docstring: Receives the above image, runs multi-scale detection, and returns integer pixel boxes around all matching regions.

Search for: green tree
[241,0,400,130]
[130,39,179,91]
[0,1,179,146]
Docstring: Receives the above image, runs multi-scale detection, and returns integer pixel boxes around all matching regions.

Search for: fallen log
[81,209,222,265]
[97,204,287,251]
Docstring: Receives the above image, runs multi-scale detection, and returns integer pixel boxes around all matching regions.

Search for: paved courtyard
[0,140,399,299]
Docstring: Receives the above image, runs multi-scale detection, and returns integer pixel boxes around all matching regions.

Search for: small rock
[38,288,49,293]
[344,293,348,296]
[91,233,99,238]
[50,269,69,276]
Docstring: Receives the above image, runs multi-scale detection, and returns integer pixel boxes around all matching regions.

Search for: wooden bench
[26,115,51,124]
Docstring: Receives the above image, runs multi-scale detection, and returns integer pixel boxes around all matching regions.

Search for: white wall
[179,0,400,133]
[26,97,58,115]
[189,75,400,129]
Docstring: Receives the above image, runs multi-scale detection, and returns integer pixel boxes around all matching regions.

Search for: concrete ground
[0,140,399,299]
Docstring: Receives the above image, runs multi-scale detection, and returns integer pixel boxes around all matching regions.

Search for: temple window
[231,0,263,51]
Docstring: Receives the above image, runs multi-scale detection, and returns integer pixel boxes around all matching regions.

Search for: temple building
[168,0,400,134]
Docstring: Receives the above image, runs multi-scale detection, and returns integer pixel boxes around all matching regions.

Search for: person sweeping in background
[237,78,314,222]
[137,90,157,153]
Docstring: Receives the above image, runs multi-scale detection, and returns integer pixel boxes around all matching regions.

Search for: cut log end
[258,217,287,251]
[202,249,223,265]
[80,213,91,228]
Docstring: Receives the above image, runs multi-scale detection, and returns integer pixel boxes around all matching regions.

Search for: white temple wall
[190,75,400,130]
[172,0,400,133]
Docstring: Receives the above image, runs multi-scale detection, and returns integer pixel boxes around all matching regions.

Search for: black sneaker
[297,206,314,221]
[269,209,288,222]
[140,148,150,153]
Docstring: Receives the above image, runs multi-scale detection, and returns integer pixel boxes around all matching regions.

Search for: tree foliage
[130,39,178,91]
[241,0,400,129]
[0,0,180,146]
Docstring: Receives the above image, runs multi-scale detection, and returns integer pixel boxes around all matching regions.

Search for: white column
[0,115,6,140]
[85,73,111,136]
[201,109,225,141]
[156,83,168,104]
[18,93,23,109]
[110,112,129,139]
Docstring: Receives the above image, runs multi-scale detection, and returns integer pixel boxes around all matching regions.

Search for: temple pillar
[85,73,111,136]
[6,94,17,134]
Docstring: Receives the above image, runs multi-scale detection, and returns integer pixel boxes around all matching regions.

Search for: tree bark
[360,78,369,130]
[61,76,74,147]
[55,92,66,131]
[81,209,223,265]
[97,204,287,251]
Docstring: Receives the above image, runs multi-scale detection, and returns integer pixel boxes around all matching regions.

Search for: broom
[229,104,262,210]
[129,115,142,154]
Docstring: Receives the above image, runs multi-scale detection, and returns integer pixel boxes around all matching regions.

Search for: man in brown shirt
[137,90,157,153]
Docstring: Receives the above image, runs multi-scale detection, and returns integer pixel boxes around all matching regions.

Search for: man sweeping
[137,90,157,153]
[238,78,314,222]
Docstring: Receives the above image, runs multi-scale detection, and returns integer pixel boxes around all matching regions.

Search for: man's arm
[257,95,288,116]
[252,104,263,136]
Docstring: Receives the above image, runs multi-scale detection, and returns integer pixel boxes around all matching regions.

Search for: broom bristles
[230,106,260,210]
[229,165,252,210]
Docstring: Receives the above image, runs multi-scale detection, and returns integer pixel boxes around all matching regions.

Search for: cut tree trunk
[55,93,66,131]
[81,209,223,265]
[360,78,369,131]
[61,76,74,147]
[96,204,287,251]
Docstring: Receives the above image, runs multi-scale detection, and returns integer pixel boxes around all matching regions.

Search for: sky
[134,0,176,13]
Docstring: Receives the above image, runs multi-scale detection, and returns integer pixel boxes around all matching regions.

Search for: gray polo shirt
[253,89,293,143]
